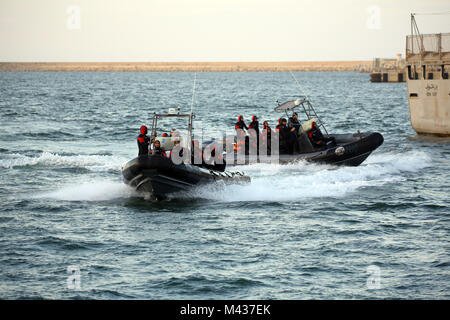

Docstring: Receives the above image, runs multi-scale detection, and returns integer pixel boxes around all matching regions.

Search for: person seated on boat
[149,140,167,157]
[288,112,301,135]
[169,140,183,159]
[308,122,336,148]
[137,125,150,156]
[191,140,203,165]
[248,116,259,135]
[162,133,169,137]
[170,128,180,137]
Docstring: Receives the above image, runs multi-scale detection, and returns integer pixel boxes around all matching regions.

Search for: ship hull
[407,79,450,136]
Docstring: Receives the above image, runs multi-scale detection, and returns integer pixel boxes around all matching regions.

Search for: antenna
[410,11,450,55]
[289,70,311,101]
[288,70,328,135]
[190,72,197,115]
[410,13,423,55]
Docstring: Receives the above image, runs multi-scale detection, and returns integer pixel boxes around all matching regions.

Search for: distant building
[370,54,407,82]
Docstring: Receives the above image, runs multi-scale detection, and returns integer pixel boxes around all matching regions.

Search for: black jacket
[235,120,248,131]
[309,126,325,146]
[137,134,150,155]
[248,120,259,135]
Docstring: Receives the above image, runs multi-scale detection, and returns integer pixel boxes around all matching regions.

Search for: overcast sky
[0,0,449,62]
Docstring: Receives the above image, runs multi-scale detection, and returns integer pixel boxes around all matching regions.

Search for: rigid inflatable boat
[122,111,250,200]
[226,97,384,167]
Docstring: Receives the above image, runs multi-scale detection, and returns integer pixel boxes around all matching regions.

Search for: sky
[0,0,449,62]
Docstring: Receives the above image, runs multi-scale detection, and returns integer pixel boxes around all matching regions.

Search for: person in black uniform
[234,115,248,154]
[235,115,248,132]
[288,112,301,135]
[261,121,272,154]
[275,118,282,131]
[278,118,296,154]
[137,125,150,156]
[149,140,167,157]
[248,116,259,153]
[308,122,336,147]
[248,115,259,135]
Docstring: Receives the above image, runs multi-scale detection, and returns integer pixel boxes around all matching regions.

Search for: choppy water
[0,72,448,299]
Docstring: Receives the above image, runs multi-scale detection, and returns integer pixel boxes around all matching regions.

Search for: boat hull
[122,154,250,200]
[407,78,450,136]
[227,132,384,167]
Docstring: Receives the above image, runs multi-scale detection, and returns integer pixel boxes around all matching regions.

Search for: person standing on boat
[248,116,259,135]
[235,115,248,154]
[248,116,260,153]
[288,112,301,135]
[235,115,248,132]
[137,125,150,156]
[275,118,282,131]
[169,140,183,160]
[261,121,272,154]
[278,118,296,154]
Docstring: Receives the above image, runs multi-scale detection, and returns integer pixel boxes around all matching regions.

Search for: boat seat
[296,130,315,153]
[302,118,317,132]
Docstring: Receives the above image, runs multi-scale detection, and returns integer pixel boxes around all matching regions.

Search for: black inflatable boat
[226,97,383,167]
[122,154,249,200]
[122,111,250,200]
[227,131,383,167]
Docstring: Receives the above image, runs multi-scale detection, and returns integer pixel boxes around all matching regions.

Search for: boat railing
[275,97,328,136]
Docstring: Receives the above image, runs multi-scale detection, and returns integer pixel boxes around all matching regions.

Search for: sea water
[0,71,448,299]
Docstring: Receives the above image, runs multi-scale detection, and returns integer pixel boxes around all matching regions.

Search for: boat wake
[176,150,432,202]
[34,180,136,202]
[24,150,431,202]
[0,151,127,172]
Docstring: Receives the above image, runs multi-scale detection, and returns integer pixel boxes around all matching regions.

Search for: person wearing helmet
[234,115,248,154]
[247,116,259,153]
[234,115,248,131]
[308,122,336,148]
[275,118,282,131]
[248,115,259,136]
[137,125,150,156]
[262,121,271,133]
[261,121,272,155]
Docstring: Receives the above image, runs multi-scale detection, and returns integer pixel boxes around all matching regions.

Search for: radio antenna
[190,72,197,115]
